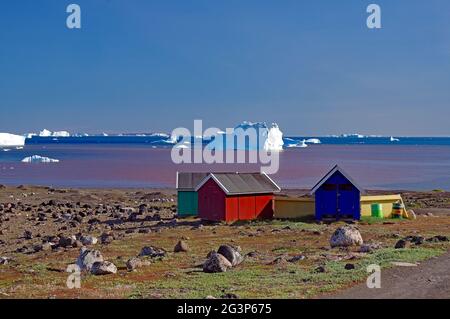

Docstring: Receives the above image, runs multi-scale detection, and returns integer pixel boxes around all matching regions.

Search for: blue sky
[1,0,449,135]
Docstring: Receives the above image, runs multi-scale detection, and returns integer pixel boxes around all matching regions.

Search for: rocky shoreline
[1,185,450,298]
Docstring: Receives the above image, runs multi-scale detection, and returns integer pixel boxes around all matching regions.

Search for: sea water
[0,136,449,190]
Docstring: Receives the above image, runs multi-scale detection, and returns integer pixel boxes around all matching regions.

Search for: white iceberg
[52,131,70,137]
[0,133,26,147]
[39,129,52,137]
[305,138,321,144]
[207,121,284,151]
[37,129,70,137]
[390,136,400,142]
[338,133,366,138]
[286,139,308,148]
[21,155,60,163]
[150,132,170,138]
[264,123,284,151]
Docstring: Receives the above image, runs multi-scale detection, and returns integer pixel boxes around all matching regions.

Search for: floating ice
[286,139,308,148]
[264,123,284,151]
[39,129,52,137]
[209,121,284,151]
[52,131,70,137]
[0,133,26,147]
[305,138,321,144]
[21,155,60,163]
[35,129,70,137]
[390,136,400,142]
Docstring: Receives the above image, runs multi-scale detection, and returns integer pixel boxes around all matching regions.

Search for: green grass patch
[126,245,447,299]
[360,216,405,225]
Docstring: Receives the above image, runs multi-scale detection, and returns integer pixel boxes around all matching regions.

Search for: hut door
[320,184,338,217]
[337,184,357,218]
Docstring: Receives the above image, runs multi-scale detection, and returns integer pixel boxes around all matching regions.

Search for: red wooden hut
[195,172,281,222]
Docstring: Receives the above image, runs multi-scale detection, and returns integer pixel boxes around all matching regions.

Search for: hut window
[323,184,337,191]
[340,184,353,191]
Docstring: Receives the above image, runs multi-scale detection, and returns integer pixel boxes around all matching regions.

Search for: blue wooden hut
[310,165,364,220]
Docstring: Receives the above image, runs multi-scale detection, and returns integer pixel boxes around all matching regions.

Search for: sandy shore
[0,185,449,298]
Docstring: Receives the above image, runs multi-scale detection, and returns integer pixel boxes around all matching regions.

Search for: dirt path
[328,250,450,299]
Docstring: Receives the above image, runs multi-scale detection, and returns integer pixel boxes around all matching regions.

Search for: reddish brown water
[1,144,449,190]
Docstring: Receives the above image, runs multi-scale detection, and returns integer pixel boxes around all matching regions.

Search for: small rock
[344,263,355,270]
[174,240,189,253]
[90,261,117,275]
[203,252,232,273]
[24,230,33,240]
[315,266,326,273]
[429,235,449,242]
[139,246,167,258]
[0,257,10,265]
[80,235,98,246]
[287,255,306,263]
[100,232,114,244]
[394,239,409,249]
[138,204,147,214]
[59,236,76,248]
[359,242,382,253]
[217,244,244,267]
[76,248,104,271]
[34,242,52,252]
[126,257,151,271]
[410,236,424,245]
[268,255,287,265]
[330,225,363,248]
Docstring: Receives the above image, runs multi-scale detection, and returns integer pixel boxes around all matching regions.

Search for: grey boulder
[203,252,232,273]
[90,261,117,275]
[217,245,244,267]
[76,248,104,271]
[330,225,363,248]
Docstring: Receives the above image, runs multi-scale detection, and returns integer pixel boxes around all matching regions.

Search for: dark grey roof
[195,172,281,195]
[176,172,209,190]
[310,165,365,194]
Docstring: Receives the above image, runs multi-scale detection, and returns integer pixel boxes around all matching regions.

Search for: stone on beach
[139,246,167,258]
[359,242,382,253]
[217,244,244,266]
[90,261,117,275]
[203,252,232,273]
[174,240,189,253]
[330,225,363,248]
[126,257,152,271]
[80,235,98,246]
[76,248,104,271]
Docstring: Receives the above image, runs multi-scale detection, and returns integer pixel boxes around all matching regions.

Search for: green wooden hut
[176,172,209,217]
